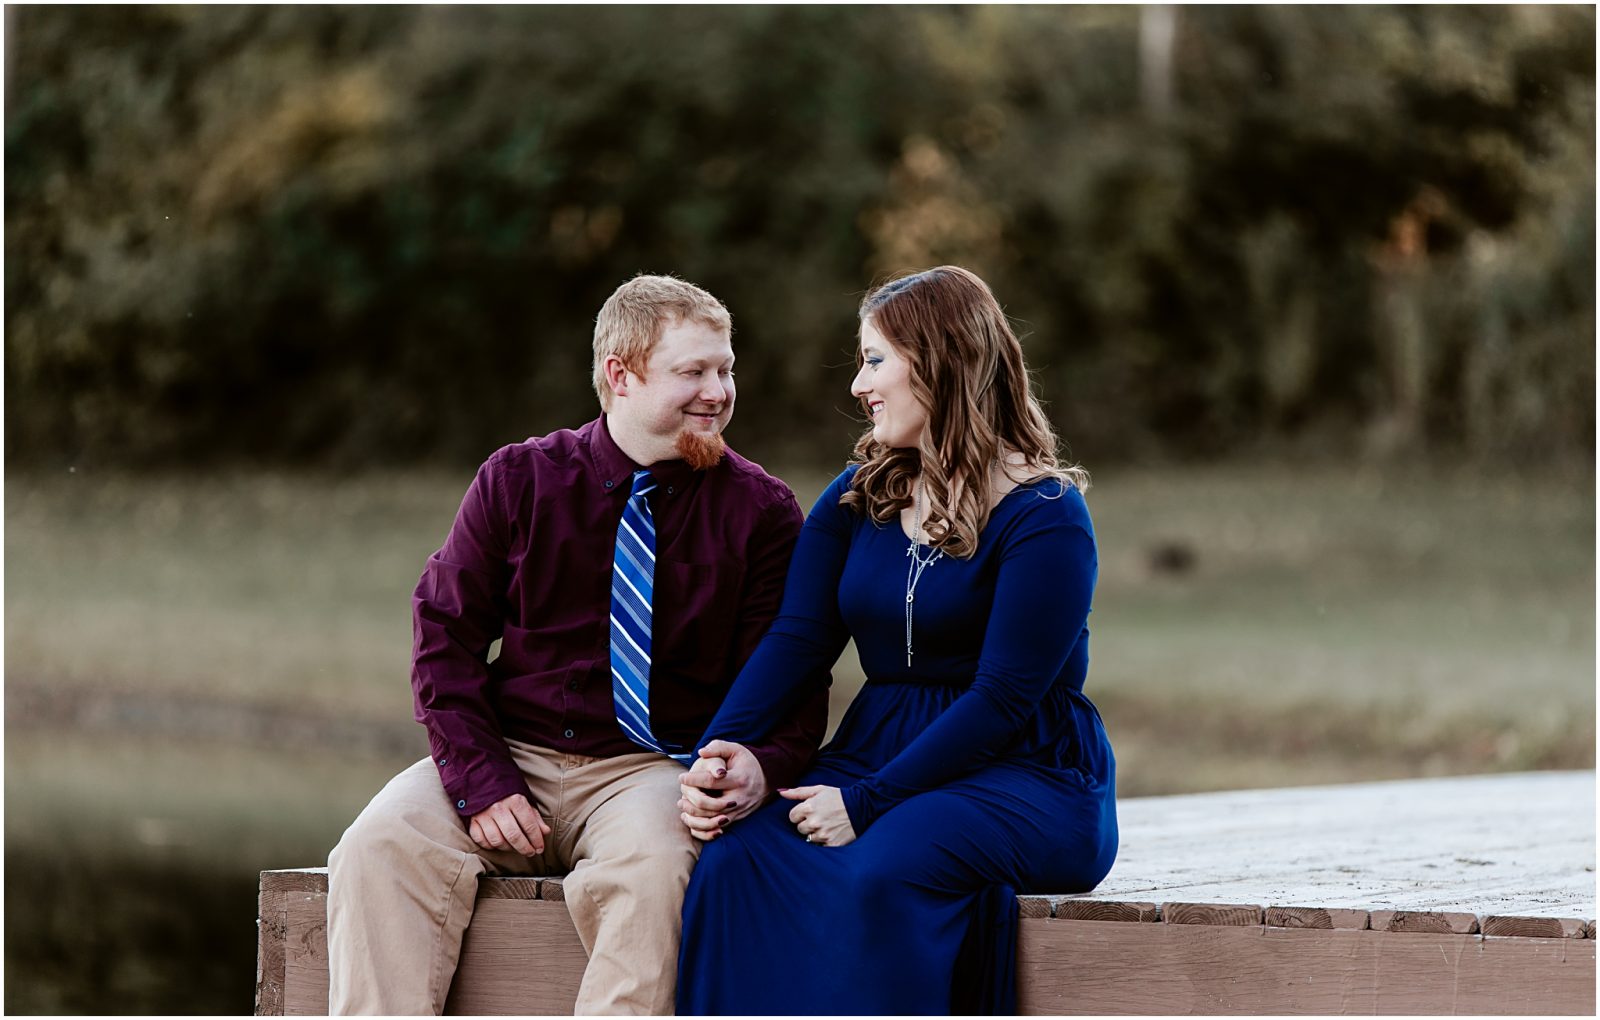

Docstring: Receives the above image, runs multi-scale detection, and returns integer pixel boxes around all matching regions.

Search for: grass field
[8,460,1593,770]
[4,459,1593,1013]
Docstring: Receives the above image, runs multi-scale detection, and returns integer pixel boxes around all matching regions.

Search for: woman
[676,266,1117,1014]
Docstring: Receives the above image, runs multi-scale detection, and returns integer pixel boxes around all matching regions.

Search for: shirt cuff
[438,756,530,818]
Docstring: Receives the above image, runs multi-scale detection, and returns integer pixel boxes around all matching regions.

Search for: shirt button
[667,486,675,495]
[567,679,579,690]
[456,799,467,810]
[604,479,615,489]
[438,757,448,767]
[564,728,575,739]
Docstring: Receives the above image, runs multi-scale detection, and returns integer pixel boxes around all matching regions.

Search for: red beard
[676,429,727,471]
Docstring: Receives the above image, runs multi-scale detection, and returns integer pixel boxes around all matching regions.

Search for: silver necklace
[904,479,944,667]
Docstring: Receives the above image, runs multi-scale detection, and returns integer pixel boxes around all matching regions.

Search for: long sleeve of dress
[696,470,857,752]
[840,502,1097,834]
[730,491,833,790]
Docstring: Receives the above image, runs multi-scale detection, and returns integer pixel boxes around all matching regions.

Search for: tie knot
[630,469,657,500]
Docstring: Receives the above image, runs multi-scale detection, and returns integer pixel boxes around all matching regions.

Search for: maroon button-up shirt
[412,415,828,817]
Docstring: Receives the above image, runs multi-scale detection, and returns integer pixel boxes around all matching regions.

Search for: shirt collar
[586,415,698,495]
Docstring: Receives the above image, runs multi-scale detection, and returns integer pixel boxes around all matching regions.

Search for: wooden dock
[258,770,1595,1014]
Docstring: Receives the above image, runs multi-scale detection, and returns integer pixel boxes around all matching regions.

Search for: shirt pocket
[652,558,746,682]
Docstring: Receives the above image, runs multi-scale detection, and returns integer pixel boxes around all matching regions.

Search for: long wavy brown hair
[839,266,1088,558]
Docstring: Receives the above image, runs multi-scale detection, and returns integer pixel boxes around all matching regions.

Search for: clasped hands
[464,739,858,856]
[678,739,856,847]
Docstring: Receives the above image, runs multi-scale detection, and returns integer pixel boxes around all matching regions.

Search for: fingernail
[715,769,727,778]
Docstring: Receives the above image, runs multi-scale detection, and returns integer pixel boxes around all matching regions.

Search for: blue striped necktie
[610,469,692,764]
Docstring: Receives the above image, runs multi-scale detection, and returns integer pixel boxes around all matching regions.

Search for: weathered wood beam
[258,870,1597,1016]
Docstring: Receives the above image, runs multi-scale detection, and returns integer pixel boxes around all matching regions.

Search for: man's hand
[782,785,856,847]
[678,740,771,842]
[468,793,551,857]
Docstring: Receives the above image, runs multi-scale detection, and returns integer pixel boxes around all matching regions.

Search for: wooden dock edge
[259,869,1597,1015]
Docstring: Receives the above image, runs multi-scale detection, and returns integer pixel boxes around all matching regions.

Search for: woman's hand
[781,785,856,847]
[678,740,772,842]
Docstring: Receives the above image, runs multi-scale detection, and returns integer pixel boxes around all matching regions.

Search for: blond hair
[592,274,733,409]
[841,266,1088,559]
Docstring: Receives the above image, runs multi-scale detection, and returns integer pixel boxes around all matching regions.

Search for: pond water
[5,727,414,1014]
[6,849,261,1014]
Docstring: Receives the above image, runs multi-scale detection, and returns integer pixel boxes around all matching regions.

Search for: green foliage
[5,6,1593,467]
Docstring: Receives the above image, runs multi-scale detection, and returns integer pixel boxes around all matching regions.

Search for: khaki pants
[326,740,699,1015]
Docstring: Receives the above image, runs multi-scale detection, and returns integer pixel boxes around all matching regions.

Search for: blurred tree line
[6,6,1593,470]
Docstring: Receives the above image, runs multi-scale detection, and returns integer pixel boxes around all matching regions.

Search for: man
[326,274,828,1014]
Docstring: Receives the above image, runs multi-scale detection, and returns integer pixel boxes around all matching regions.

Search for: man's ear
[602,354,633,400]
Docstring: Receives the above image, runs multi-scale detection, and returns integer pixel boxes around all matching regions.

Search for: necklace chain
[904,479,943,667]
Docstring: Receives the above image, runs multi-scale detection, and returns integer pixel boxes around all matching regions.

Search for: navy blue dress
[677,467,1118,1015]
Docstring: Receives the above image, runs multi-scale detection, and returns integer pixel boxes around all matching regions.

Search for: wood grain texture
[1092,771,1593,918]
[1265,905,1370,929]
[1017,895,1053,918]
[1016,918,1597,1015]
[1587,921,1595,939]
[539,876,566,902]
[478,877,541,900]
[1454,931,1597,1014]
[1162,901,1264,926]
[255,889,287,1016]
[281,893,331,1015]
[1051,899,1159,923]
[257,877,1596,1016]
[1370,909,1480,934]
[1481,915,1589,938]
[261,868,327,896]
[444,900,585,1014]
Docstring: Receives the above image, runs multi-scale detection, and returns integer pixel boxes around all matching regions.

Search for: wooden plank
[1163,902,1263,926]
[444,900,585,1015]
[1455,930,1598,1013]
[1587,921,1596,939]
[479,876,541,900]
[1481,915,1589,939]
[1094,771,1594,919]
[1370,909,1480,935]
[1017,895,1053,919]
[540,876,566,902]
[1016,917,1597,1015]
[266,878,581,1015]
[260,871,1597,1016]
[255,887,287,1016]
[262,867,327,896]
[1265,905,1369,930]
[1052,899,1159,923]
[281,892,330,1015]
